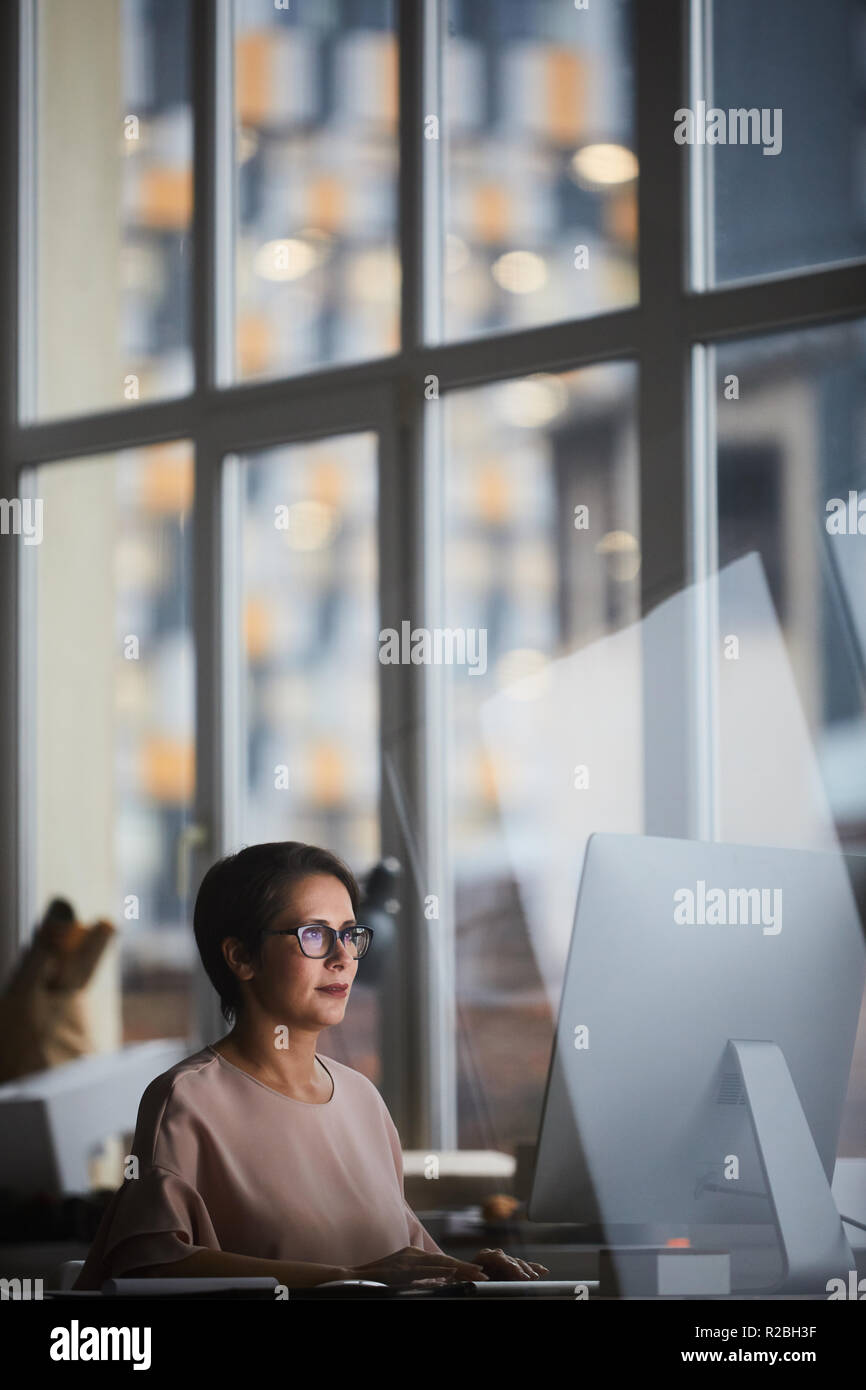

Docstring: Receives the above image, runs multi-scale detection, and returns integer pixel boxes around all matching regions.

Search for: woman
[74,842,547,1289]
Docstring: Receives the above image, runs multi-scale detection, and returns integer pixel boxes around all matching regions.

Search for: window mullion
[636,0,692,838]
[0,0,24,983]
[192,0,223,396]
[392,0,457,1148]
[189,0,231,1046]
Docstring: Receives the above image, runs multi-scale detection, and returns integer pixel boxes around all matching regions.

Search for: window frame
[0,0,864,1147]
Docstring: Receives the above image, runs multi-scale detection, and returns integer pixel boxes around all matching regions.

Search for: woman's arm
[129,1247,350,1287]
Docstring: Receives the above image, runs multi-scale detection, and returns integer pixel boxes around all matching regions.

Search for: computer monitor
[528,832,866,1294]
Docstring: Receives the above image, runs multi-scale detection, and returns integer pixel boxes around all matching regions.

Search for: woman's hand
[348,1244,490,1286]
[472,1247,549,1281]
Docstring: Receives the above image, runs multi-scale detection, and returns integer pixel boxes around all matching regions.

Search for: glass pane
[32,0,193,419]
[238,433,381,1080]
[441,0,637,343]
[713,319,866,1155]
[233,0,398,382]
[443,363,640,1149]
[705,0,866,285]
[29,444,196,1065]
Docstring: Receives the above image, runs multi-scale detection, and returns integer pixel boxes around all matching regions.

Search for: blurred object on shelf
[0,899,116,1084]
[481,1192,520,1223]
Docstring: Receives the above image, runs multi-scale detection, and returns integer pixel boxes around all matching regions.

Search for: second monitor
[528,832,866,1294]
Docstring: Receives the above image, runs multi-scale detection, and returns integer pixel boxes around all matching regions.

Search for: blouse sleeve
[376,1090,447,1256]
[403,1201,446,1255]
[73,1163,220,1288]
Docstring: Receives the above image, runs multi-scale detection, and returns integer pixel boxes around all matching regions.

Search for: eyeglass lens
[297,925,370,958]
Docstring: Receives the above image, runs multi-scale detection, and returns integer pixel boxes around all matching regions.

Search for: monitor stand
[727,1039,855,1294]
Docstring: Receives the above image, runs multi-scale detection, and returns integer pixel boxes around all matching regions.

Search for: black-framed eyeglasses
[263,924,373,959]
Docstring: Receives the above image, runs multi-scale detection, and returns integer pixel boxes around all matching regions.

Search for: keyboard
[286,1278,598,1299]
[461,1279,595,1298]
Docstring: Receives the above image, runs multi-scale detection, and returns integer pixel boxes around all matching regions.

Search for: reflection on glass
[707,0,866,284]
[238,432,381,1080]
[233,0,398,381]
[33,0,193,419]
[32,444,196,1048]
[444,362,639,1148]
[442,0,637,342]
[713,318,866,1154]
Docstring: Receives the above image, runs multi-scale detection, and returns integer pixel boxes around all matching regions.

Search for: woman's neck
[214,1020,324,1092]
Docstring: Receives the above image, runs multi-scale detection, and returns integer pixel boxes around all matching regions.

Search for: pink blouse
[74,1045,445,1289]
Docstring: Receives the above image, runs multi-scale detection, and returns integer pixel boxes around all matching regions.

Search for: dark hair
[193,842,361,1025]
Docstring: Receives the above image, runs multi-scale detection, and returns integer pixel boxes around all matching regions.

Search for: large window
[711,319,866,1155]
[30,0,193,420]
[2,0,865,1163]
[232,0,399,380]
[27,444,195,1048]
[237,431,381,1081]
[443,362,639,1147]
[708,0,866,284]
[442,0,637,340]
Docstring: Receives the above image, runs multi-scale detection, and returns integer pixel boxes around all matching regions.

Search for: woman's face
[244,873,359,1031]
